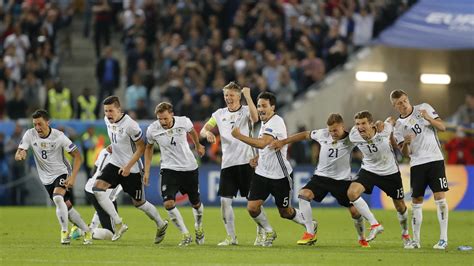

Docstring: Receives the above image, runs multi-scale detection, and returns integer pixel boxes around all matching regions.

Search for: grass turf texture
[0,207,473,265]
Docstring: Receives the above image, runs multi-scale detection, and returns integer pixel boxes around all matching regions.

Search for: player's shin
[351,197,379,226]
[221,197,236,238]
[94,189,122,225]
[192,203,204,228]
[397,208,409,236]
[137,201,166,227]
[435,199,448,241]
[167,206,189,234]
[298,196,314,234]
[52,194,69,232]
[412,203,423,243]
[68,207,90,232]
[353,216,365,240]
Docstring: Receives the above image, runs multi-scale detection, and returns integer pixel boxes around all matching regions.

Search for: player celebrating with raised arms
[15,109,93,245]
[144,102,205,246]
[390,90,449,249]
[270,113,369,247]
[200,82,259,246]
[231,92,307,247]
[347,111,411,247]
[93,96,168,243]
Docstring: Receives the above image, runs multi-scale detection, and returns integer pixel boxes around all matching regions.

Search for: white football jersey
[393,103,444,166]
[310,129,354,180]
[212,105,254,169]
[349,122,399,175]
[18,128,76,185]
[105,114,143,173]
[255,115,293,180]
[85,149,122,200]
[146,116,198,171]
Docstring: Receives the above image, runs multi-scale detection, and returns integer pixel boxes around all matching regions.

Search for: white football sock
[52,195,69,232]
[435,199,448,241]
[299,197,314,234]
[353,216,365,240]
[220,197,236,239]
[352,197,379,226]
[92,228,113,240]
[89,212,100,230]
[412,203,423,243]
[397,208,409,236]
[68,207,90,232]
[137,201,165,227]
[253,210,273,232]
[94,190,122,225]
[291,208,306,226]
[192,203,204,228]
[167,207,188,234]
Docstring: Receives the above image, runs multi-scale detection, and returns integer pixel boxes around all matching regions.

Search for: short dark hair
[32,109,50,120]
[327,113,343,126]
[103,96,121,107]
[223,81,241,92]
[155,102,174,115]
[354,110,373,123]
[257,91,276,107]
[390,90,408,101]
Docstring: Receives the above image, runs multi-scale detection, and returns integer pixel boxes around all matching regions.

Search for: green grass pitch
[1,206,473,265]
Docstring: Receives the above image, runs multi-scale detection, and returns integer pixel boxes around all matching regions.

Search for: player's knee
[163,200,175,210]
[298,189,313,201]
[132,199,146,207]
[247,205,260,217]
[347,190,358,201]
[278,208,292,219]
[394,200,406,213]
[412,196,424,204]
[191,202,201,209]
[52,194,64,205]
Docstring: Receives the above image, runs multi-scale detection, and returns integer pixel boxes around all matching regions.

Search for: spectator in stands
[444,127,474,165]
[176,92,195,120]
[92,0,112,58]
[77,87,97,120]
[125,72,147,112]
[96,46,120,116]
[352,4,375,49]
[126,36,153,85]
[450,93,474,128]
[273,67,298,109]
[5,122,26,204]
[21,71,45,114]
[3,22,30,64]
[194,94,214,122]
[6,83,28,119]
[45,78,74,120]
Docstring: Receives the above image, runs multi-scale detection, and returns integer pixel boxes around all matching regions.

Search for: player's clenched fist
[15,149,27,161]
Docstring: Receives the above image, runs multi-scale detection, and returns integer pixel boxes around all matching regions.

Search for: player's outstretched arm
[231,127,273,149]
[242,87,258,123]
[143,143,154,186]
[200,118,217,143]
[66,149,82,189]
[15,148,27,161]
[269,131,310,150]
[189,128,205,157]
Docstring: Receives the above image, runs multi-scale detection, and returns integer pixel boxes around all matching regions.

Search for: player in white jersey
[144,102,205,246]
[347,110,411,246]
[93,96,167,243]
[200,82,259,246]
[231,92,307,247]
[270,114,369,247]
[14,109,93,245]
[390,90,449,249]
